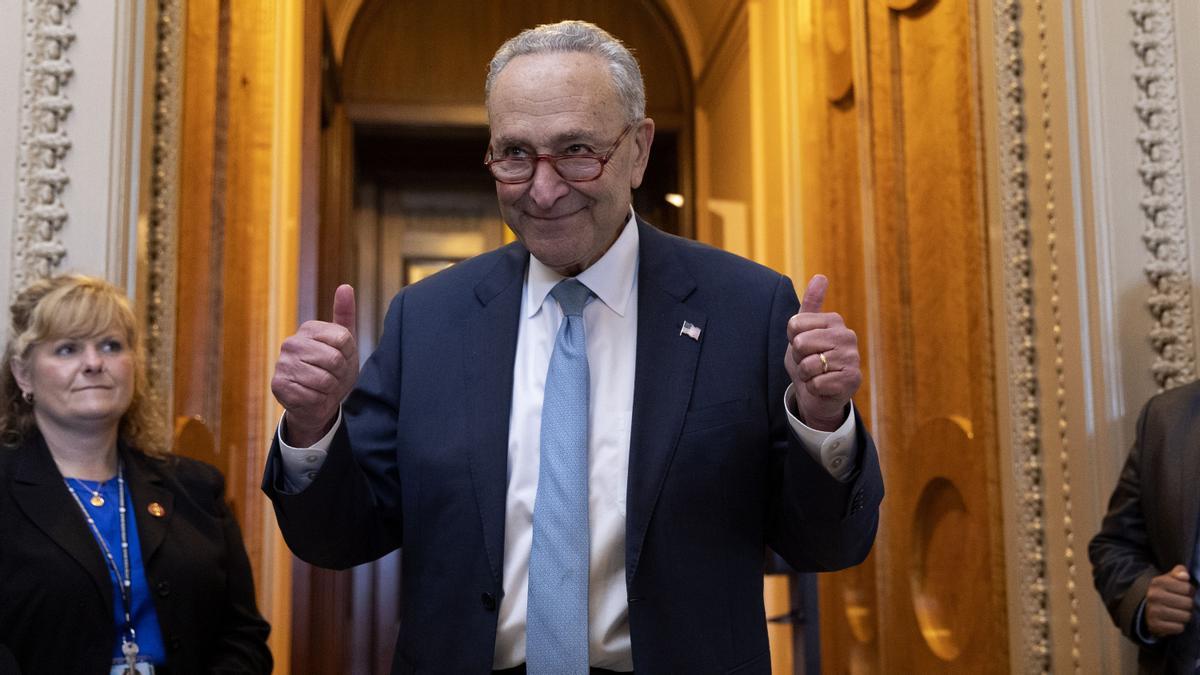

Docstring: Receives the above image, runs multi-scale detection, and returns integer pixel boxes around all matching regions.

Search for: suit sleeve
[263,292,407,569]
[206,468,274,672]
[0,644,19,674]
[1088,400,1161,642]
[764,275,883,572]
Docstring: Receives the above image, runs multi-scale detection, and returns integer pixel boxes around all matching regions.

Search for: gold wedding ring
[819,351,829,374]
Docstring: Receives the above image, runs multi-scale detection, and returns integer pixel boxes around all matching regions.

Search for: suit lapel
[625,221,703,582]
[122,446,174,564]
[11,434,113,609]
[465,243,529,584]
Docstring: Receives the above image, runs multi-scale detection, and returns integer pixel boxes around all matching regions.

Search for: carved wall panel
[988,1,1054,670]
[1131,0,1195,391]
[805,6,1009,675]
[12,0,77,293]
[860,0,1009,671]
[141,0,185,433]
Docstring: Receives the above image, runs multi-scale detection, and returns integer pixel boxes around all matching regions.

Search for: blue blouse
[71,478,166,665]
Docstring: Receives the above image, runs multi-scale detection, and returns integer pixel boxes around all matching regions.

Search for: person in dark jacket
[0,274,272,674]
[1089,381,1200,675]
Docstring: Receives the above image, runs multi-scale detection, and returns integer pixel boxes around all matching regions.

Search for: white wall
[2,0,146,309]
[0,2,25,308]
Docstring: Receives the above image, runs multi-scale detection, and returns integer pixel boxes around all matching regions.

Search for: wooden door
[804,0,1010,672]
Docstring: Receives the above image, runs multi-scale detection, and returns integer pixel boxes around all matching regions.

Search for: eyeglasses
[484,122,638,184]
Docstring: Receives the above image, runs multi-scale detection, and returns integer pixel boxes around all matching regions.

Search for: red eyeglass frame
[483,122,638,184]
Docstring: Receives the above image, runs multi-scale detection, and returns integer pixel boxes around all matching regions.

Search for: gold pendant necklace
[69,478,105,507]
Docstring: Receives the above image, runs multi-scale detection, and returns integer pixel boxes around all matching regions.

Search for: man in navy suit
[264,20,882,674]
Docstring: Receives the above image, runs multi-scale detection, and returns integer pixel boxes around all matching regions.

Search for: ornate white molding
[12,0,77,294]
[993,1,1052,671]
[1132,0,1195,391]
[144,0,185,415]
[1032,0,1082,669]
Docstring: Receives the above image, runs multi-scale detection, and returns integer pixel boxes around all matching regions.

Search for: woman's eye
[53,343,76,356]
[100,339,125,353]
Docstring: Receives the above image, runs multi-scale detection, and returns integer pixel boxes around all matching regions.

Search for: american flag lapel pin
[680,320,701,341]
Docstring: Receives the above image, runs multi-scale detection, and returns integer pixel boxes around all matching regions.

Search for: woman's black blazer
[0,431,272,674]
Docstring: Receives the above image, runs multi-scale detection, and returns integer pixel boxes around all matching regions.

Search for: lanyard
[64,461,138,653]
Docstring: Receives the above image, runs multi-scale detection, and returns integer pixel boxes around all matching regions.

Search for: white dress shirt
[279,210,859,670]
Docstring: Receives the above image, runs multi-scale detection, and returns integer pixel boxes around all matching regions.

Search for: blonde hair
[1,274,167,453]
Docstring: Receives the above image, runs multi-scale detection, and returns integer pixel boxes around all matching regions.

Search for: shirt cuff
[784,384,858,482]
[277,409,342,491]
[1133,598,1159,645]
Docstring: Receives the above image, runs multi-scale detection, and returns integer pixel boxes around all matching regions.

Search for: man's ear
[629,117,656,190]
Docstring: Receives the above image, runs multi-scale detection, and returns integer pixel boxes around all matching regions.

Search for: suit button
[481,592,496,611]
[170,636,182,650]
[156,581,170,597]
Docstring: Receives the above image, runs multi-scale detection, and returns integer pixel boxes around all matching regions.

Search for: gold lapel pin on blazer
[147,502,166,518]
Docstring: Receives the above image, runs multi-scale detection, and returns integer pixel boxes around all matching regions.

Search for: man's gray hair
[486,20,646,123]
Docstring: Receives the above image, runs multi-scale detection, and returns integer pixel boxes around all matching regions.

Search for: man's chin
[527,246,590,276]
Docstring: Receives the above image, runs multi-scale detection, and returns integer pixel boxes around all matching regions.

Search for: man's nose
[527,158,569,208]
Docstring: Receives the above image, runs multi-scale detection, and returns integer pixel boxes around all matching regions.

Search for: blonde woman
[0,275,271,674]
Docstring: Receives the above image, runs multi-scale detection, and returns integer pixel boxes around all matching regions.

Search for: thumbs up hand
[785,275,862,431]
[271,284,360,447]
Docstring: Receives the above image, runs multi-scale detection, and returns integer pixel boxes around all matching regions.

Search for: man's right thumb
[332,284,357,338]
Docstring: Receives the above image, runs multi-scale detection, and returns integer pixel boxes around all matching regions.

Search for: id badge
[110,661,155,675]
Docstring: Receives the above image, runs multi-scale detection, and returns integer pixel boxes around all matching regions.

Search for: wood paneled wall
[789,0,1010,672]
[173,0,301,668]
[864,1,1008,672]
[796,0,878,669]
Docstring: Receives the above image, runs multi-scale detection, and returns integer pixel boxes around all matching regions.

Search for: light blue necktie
[526,279,592,674]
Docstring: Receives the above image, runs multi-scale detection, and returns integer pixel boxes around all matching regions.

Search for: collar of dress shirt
[525,209,639,318]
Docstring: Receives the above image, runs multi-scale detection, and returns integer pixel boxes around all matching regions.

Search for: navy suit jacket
[265,219,883,674]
